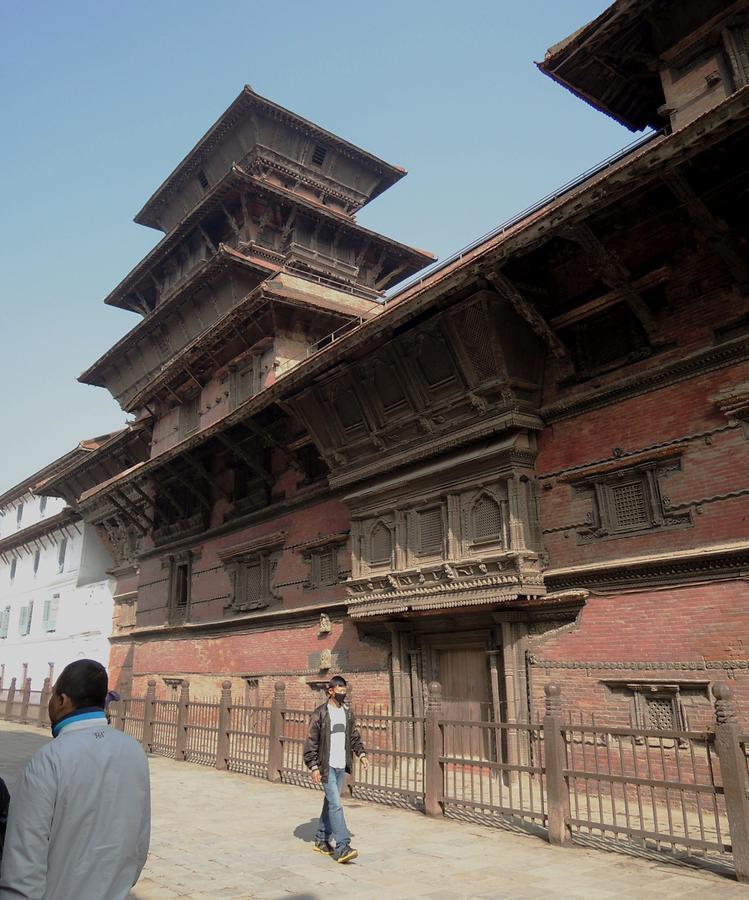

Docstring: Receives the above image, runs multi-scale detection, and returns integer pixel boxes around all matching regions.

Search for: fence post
[713,683,749,883]
[267,682,286,782]
[19,678,32,723]
[4,678,16,720]
[175,680,190,761]
[215,680,232,771]
[424,681,443,817]
[543,683,571,846]
[141,679,157,753]
[38,677,51,728]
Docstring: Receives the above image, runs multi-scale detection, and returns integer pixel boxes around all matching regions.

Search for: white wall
[0,492,115,690]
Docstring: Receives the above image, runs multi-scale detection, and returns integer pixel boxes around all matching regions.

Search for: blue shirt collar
[52,707,107,738]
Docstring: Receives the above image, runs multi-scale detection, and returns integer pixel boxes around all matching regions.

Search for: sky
[0,0,638,495]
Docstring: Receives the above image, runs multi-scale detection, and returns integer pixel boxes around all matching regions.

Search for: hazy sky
[0,0,637,495]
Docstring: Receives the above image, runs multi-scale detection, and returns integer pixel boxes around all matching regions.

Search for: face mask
[333,691,347,703]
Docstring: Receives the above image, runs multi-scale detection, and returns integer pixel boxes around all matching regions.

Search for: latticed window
[369,523,392,565]
[472,495,503,542]
[453,302,496,382]
[318,549,337,586]
[645,696,675,731]
[611,481,648,529]
[244,564,262,604]
[418,507,443,555]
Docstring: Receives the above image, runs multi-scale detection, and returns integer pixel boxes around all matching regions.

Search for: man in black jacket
[303,676,368,863]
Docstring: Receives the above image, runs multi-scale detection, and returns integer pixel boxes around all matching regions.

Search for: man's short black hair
[328,675,347,690]
[55,659,108,709]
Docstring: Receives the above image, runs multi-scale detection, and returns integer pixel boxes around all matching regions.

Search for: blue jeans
[315,767,350,848]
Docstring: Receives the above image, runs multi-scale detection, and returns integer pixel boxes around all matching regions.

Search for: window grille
[370,523,392,564]
[418,507,443,554]
[318,548,337,586]
[197,168,209,190]
[454,302,496,381]
[611,481,648,529]
[311,144,327,166]
[473,495,503,541]
[245,564,262,604]
[645,695,675,731]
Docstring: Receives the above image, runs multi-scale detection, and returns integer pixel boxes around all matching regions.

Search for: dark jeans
[315,767,350,848]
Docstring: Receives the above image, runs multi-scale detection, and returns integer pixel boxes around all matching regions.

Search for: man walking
[0,660,151,900]
[303,676,368,863]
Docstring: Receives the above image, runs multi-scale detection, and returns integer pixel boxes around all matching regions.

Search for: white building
[0,444,116,692]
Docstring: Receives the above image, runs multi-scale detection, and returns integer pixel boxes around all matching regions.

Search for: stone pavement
[1,720,747,899]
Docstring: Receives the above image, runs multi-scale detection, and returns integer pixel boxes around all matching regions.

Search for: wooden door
[435,647,492,758]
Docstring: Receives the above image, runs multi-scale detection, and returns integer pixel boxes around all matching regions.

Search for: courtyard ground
[1,720,747,899]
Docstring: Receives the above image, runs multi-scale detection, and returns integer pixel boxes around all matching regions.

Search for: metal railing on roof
[386,127,666,301]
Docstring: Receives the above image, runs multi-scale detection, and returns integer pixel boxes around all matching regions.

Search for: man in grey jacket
[0,660,151,900]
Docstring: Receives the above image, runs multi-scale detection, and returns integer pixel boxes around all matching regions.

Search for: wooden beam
[485,270,569,360]
[115,490,155,528]
[108,495,148,535]
[563,224,658,336]
[214,432,274,487]
[164,462,213,512]
[550,265,671,329]
[663,170,749,285]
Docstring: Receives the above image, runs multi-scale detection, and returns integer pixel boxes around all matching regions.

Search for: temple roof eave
[133,85,408,232]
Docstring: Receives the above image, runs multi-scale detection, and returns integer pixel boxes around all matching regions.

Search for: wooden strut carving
[214,431,274,486]
[663,169,749,285]
[485,269,569,359]
[563,223,658,336]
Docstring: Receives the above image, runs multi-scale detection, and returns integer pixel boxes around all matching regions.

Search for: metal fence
[3,675,748,882]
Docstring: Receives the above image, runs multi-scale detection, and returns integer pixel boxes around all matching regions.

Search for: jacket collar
[52,707,107,738]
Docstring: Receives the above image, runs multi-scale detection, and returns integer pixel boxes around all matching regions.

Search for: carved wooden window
[630,685,685,732]
[169,559,191,625]
[560,306,650,376]
[369,522,393,566]
[452,301,496,382]
[179,395,200,439]
[307,547,339,589]
[416,334,456,388]
[220,532,284,614]
[417,507,444,556]
[472,495,503,543]
[574,460,689,543]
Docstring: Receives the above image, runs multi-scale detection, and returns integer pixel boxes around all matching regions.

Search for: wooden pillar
[141,679,157,753]
[174,680,190,761]
[424,681,443,817]
[507,475,527,551]
[409,649,424,754]
[543,683,571,846]
[4,678,17,720]
[215,680,232,771]
[267,681,285,783]
[19,678,32,723]
[713,684,749,882]
[38,677,51,728]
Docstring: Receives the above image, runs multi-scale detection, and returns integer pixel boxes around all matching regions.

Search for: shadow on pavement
[293,819,319,843]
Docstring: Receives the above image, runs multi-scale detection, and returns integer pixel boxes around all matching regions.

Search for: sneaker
[313,840,334,856]
[333,845,358,864]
